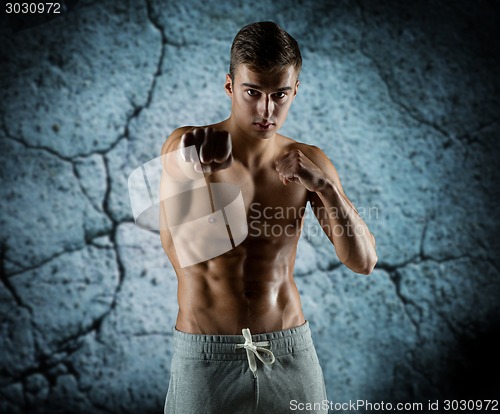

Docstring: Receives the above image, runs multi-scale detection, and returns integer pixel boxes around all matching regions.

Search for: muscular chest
[209,162,309,241]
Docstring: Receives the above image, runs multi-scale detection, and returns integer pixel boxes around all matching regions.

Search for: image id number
[5,3,61,14]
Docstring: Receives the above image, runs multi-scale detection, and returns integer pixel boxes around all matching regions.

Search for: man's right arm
[159,125,235,265]
[161,126,194,155]
[160,126,198,181]
[162,126,233,175]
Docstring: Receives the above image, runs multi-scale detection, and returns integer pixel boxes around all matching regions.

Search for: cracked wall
[1,0,499,413]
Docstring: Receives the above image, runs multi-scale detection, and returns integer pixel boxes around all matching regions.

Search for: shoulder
[161,121,227,155]
[161,126,195,155]
[278,134,342,186]
[278,135,330,165]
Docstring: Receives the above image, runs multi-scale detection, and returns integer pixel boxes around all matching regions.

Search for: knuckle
[179,133,194,148]
[180,132,192,143]
[193,128,204,140]
[200,142,209,154]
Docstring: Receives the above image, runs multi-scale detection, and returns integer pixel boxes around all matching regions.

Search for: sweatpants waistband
[172,321,313,361]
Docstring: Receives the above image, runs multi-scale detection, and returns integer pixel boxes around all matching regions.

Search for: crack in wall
[20,0,183,354]
[0,0,168,298]
[71,157,107,214]
[354,0,476,150]
[0,243,27,309]
[2,1,498,408]
[143,0,167,115]
[1,329,83,390]
[87,157,126,343]
[4,234,109,278]
[0,156,118,400]
[1,124,74,163]
[387,269,421,334]
[0,263,119,390]
[2,111,125,161]
[81,0,169,155]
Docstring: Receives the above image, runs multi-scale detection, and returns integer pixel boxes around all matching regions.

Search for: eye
[274,92,287,99]
[246,89,259,97]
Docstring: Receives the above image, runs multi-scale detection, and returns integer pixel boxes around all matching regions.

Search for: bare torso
[160,122,312,334]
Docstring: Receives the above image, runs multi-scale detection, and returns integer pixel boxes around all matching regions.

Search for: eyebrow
[241,82,293,92]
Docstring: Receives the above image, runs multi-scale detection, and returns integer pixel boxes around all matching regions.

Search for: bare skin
[160,65,377,335]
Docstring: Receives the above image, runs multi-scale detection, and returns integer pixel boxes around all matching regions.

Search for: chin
[251,125,279,139]
[252,131,274,140]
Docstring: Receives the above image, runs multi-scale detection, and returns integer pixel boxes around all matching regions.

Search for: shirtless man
[160,21,377,414]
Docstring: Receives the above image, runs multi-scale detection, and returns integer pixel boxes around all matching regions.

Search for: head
[225,22,302,139]
[229,21,302,82]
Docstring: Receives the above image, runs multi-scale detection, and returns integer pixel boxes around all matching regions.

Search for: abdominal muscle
[162,137,311,335]
[174,239,306,335]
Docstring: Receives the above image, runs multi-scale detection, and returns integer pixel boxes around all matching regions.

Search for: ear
[293,80,300,97]
[225,74,233,98]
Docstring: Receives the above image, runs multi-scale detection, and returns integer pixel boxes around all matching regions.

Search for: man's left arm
[275,146,377,275]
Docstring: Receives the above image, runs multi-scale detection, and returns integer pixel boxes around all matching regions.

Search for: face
[225,64,299,139]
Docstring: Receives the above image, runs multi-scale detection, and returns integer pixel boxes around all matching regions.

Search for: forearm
[315,179,377,274]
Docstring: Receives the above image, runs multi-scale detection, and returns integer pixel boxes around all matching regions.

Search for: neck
[223,117,277,169]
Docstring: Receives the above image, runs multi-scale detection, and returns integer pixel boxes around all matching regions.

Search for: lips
[254,122,274,130]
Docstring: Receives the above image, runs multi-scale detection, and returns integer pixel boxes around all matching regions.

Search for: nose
[257,95,273,120]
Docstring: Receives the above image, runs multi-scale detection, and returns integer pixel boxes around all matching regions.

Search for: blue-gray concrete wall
[1,1,499,413]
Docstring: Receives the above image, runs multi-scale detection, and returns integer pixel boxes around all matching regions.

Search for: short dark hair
[229,21,302,80]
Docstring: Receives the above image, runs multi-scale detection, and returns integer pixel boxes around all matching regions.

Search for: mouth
[253,122,274,131]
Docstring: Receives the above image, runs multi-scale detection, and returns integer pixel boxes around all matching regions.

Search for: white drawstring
[235,328,275,377]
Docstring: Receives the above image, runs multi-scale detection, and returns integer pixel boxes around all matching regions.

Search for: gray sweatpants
[164,321,328,414]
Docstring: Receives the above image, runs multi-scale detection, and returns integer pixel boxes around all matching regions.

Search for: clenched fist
[275,149,327,192]
[180,127,233,174]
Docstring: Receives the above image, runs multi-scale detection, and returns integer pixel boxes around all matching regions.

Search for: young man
[160,21,377,414]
